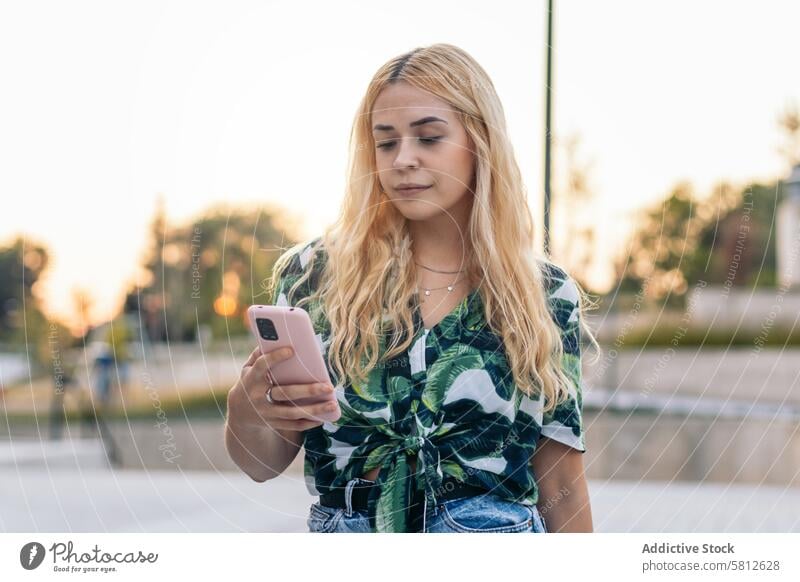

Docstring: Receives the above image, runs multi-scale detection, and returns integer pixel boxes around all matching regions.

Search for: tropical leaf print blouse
[269,236,586,533]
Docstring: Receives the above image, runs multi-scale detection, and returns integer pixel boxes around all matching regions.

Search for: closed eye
[376,136,443,150]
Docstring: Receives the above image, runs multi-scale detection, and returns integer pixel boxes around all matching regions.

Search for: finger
[251,346,294,374]
[270,382,334,403]
[267,399,339,421]
[242,348,293,393]
[243,346,262,368]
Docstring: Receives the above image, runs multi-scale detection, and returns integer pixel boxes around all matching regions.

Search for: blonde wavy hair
[268,43,600,414]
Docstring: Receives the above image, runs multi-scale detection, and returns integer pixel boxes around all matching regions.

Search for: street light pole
[543,0,555,257]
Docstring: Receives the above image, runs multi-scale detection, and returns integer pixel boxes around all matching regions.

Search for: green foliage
[617,322,800,348]
[0,237,71,370]
[0,236,49,343]
[125,201,300,342]
[616,179,785,304]
[686,182,780,288]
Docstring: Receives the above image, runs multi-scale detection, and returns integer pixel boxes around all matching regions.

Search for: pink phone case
[246,304,339,422]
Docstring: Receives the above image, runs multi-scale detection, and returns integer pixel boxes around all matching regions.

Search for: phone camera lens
[256,318,279,341]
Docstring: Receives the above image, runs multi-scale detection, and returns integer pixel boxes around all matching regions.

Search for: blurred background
[1,0,799,533]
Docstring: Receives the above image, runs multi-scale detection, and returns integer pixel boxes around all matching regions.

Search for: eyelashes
[376,136,443,150]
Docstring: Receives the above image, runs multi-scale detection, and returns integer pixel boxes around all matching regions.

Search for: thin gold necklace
[414,260,466,274]
[413,260,468,301]
[416,277,467,299]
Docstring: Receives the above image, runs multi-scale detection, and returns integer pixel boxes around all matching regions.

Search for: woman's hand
[227,346,341,433]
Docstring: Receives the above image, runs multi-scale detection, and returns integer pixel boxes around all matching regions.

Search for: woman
[225,43,600,533]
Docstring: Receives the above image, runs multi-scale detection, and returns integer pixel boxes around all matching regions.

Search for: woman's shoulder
[536,258,579,300]
[270,236,328,307]
[534,257,582,331]
[275,235,328,277]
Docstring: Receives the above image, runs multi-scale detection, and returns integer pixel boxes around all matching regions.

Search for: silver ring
[265,383,275,404]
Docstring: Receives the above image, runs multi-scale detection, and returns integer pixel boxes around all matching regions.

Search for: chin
[390,199,440,221]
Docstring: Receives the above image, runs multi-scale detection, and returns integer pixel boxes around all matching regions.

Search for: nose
[392,136,420,169]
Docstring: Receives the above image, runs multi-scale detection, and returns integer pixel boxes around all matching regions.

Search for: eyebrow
[373,116,449,132]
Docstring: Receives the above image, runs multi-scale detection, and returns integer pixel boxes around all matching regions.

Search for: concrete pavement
[2,467,798,533]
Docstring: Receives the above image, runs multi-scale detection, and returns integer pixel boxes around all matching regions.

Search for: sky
[1,0,798,329]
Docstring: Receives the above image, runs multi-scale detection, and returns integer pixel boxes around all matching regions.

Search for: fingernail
[282,348,293,356]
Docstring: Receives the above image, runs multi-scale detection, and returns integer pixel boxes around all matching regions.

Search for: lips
[396,185,431,196]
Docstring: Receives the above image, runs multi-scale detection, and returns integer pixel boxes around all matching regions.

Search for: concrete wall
[7,412,796,488]
[586,347,800,405]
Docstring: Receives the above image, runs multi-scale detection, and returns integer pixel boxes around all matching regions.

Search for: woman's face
[371,81,475,223]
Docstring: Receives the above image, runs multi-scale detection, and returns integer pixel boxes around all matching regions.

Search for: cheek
[436,142,474,189]
[375,156,391,184]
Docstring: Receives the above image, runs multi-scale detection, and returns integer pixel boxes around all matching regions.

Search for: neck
[407,198,472,273]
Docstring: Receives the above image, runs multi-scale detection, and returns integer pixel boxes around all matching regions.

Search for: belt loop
[344,479,357,517]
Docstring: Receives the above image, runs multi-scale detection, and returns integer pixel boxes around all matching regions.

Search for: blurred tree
[553,132,599,292]
[776,100,800,167]
[615,179,782,305]
[686,181,780,288]
[125,201,299,342]
[0,236,50,345]
[0,236,74,374]
[614,182,702,306]
[71,287,94,339]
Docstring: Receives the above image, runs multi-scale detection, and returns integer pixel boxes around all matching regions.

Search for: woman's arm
[224,416,303,482]
[531,436,594,532]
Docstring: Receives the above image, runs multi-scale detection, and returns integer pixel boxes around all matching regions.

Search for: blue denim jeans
[307,478,548,533]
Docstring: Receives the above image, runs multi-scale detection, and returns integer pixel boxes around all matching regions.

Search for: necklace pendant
[424,289,431,296]
[447,285,453,292]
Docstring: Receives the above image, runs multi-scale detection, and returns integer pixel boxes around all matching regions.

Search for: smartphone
[246,304,339,421]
